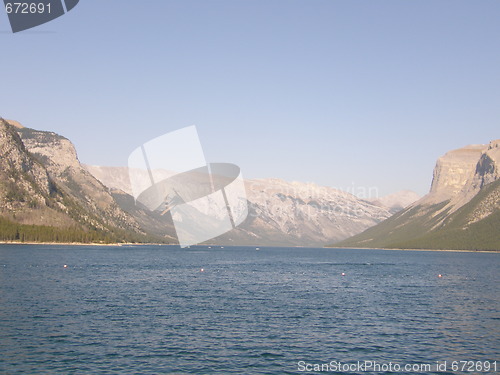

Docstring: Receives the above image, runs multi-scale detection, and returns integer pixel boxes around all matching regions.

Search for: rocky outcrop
[336,139,500,250]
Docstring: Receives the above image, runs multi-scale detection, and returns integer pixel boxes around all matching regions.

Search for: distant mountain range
[0,118,419,245]
[335,140,500,251]
[5,118,497,250]
[85,166,418,246]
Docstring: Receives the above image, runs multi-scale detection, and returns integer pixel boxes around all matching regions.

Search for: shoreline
[0,241,498,253]
[0,241,166,247]
[326,246,500,253]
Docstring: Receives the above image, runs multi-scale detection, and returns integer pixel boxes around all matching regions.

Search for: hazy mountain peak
[369,190,420,214]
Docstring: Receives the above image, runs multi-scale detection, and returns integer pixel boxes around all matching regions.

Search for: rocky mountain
[335,140,500,251]
[85,166,418,246]
[0,119,62,226]
[0,118,153,243]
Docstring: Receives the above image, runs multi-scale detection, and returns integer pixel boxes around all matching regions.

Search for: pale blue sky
[1,1,499,196]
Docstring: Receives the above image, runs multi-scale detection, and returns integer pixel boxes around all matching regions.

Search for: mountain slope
[16,125,139,233]
[0,118,156,243]
[335,140,500,251]
[394,179,500,250]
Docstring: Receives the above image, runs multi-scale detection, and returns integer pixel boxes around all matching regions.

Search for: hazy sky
[1,1,499,196]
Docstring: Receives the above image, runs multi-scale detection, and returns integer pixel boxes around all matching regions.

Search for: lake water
[0,245,498,374]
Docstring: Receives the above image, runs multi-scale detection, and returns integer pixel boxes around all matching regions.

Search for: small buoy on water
[200,268,204,272]
[438,274,442,278]
[63,265,68,268]
[341,272,346,276]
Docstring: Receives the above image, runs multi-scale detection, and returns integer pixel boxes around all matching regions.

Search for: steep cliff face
[419,140,500,215]
[426,145,486,204]
[336,139,500,250]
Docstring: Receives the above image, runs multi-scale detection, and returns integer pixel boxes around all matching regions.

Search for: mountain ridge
[84,165,419,246]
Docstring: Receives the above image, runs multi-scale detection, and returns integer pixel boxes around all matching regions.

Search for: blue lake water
[0,245,498,374]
